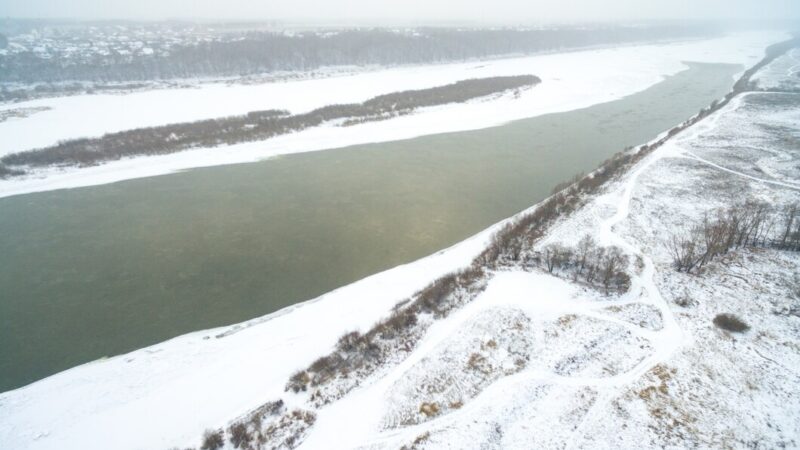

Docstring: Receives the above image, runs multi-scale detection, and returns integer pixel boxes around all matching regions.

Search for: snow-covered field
[297,68,800,449]
[0,32,786,199]
[752,47,800,91]
[1,36,799,450]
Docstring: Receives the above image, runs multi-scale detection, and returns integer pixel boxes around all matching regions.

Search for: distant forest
[0,26,712,85]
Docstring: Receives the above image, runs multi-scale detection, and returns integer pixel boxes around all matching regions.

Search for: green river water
[0,62,740,392]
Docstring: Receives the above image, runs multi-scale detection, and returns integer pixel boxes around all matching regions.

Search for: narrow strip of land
[0,75,539,177]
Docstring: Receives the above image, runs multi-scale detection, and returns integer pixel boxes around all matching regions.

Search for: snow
[298,77,799,450]
[2,34,799,450]
[752,47,800,91]
[0,31,786,199]
[679,92,800,188]
[0,198,520,450]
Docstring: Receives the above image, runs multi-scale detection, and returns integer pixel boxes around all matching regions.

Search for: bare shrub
[200,429,224,450]
[228,422,252,449]
[308,354,344,386]
[401,431,432,450]
[336,331,362,353]
[466,353,490,374]
[713,314,750,333]
[262,399,285,416]
[419,402,440,417]
[668,202,799,273]
[542,244,563,273]
[673,295,695,308]
[286,370,310,393]
[414,272,459,317]
[374,308,418,339]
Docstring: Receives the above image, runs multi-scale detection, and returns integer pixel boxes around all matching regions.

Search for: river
[0,62,739,392]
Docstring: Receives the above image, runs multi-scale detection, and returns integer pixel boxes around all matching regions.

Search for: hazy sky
[3,0,799,24]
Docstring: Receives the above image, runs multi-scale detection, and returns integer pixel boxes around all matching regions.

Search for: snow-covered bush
[712,313,750,333]
[200,429,224,450]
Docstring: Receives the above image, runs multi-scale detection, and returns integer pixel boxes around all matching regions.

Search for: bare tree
[667,201,799,274]
[779,203,799,250]
[585,246,604,284]
[576,235,596,274]
[600,246,629,294]
[542,244,561,273]
[668,230,699,272]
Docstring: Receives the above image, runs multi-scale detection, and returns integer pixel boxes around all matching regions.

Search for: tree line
[0,26,712,86]
[668,202,800,273]
[0,75,538,176]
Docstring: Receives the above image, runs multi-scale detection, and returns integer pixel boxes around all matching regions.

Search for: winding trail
[787,48,800,78]
[564,143,686,449]
[300,141,690,449]
[302,44,800,449]
[302,92,772,449]
[681,151,800,189]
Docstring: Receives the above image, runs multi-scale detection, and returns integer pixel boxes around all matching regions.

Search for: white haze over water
[2,0,799,24]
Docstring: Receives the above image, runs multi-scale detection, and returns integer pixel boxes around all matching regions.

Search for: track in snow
[298,139,690,450]
[301,78,800,448]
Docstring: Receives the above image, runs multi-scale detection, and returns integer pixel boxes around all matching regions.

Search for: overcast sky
[3,0,799,24]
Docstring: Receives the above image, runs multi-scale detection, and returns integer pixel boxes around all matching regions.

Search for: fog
[3,0,799,24]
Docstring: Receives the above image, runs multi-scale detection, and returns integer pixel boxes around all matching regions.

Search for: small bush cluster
[674,295,696,308]
[419,402,441,417]
[400,431,432,450]
[529,236,632,294]
[286,266,487,397]
[191,401,318,450]
[713,313,750,333]
[223,400,286,450]
[668,202,800,273]
[200,429,224,450]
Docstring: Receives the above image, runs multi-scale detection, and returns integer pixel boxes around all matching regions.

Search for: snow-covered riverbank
[1,33,799,449]
[0,31,786,199]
